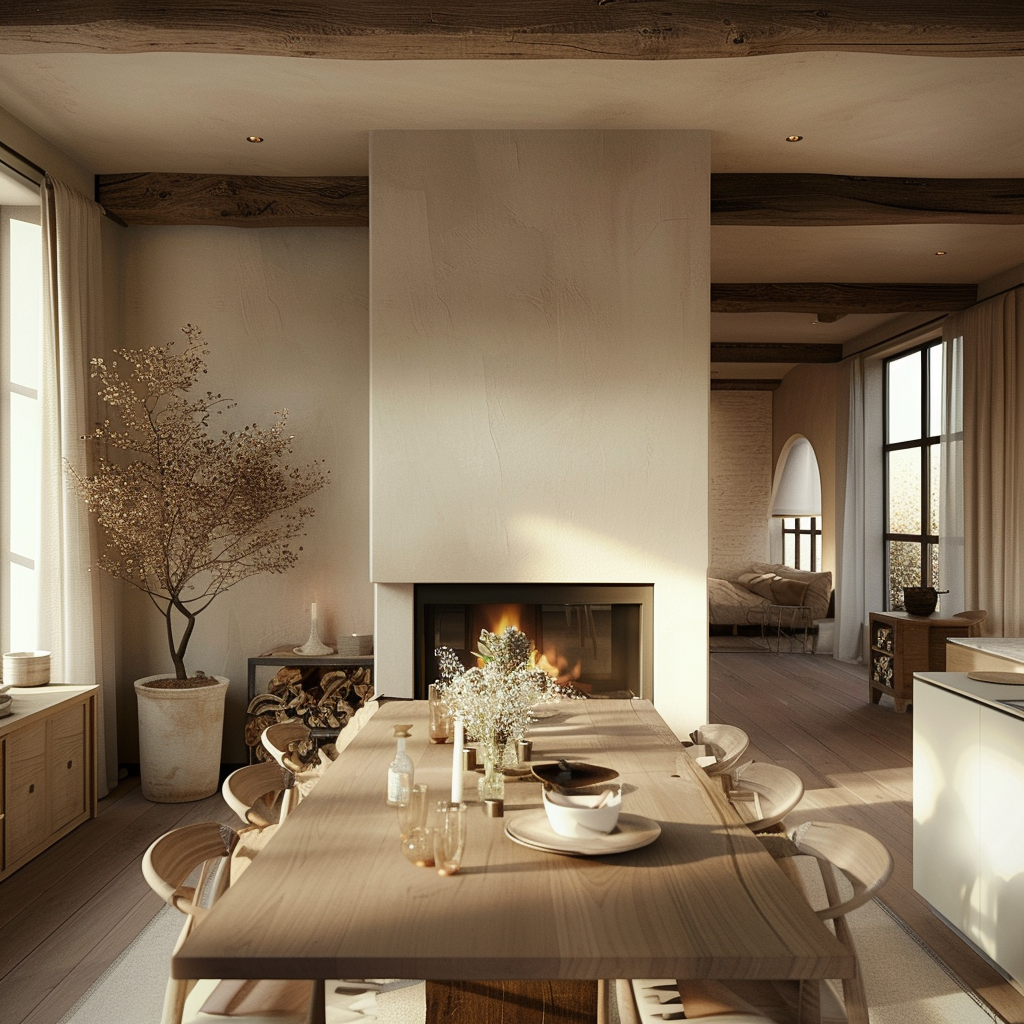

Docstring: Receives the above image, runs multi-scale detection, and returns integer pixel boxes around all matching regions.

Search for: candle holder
[294,604,333,656]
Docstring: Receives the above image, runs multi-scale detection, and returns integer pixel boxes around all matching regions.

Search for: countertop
[947,636,1024,663]
[916,671,1024,720]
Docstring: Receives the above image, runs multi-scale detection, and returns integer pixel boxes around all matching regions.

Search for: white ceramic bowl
[542,785,622,838]
[3,650,50,687]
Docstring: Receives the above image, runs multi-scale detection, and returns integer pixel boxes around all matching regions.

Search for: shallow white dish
[543,786,621,837]
[505,810,660,857]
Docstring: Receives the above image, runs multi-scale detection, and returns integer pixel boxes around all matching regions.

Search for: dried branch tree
[71,325,329,680]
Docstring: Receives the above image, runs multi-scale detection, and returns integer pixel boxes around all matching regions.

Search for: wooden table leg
[426,980,598,1023]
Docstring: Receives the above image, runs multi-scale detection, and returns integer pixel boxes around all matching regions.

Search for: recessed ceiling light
[246,135,264,144]
[786,135,803,143]
[935,250,947,256]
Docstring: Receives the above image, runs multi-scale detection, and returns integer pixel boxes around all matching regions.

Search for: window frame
[882,339,941,611]
[781,516,822,571]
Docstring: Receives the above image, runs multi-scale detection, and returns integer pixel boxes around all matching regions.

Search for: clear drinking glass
[434,801,467,876]
[401,826,436,867]
[397,783,430,838]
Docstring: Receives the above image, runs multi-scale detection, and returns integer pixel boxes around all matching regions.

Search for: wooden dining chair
[261,720,326,808]
[142,821,324,1024]
[222,761,291,828]
[617,977,774,1022]
[724,762,804,834]
[755,821,894,1024]
[953,609,987,637]
[686,723,750,776]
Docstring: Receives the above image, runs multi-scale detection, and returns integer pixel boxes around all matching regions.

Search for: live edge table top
[174,700,852,983]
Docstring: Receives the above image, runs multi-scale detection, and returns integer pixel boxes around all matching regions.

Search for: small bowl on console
[542,785,622,838]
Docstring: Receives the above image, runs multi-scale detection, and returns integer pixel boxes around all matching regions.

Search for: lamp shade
[770,438,821,518]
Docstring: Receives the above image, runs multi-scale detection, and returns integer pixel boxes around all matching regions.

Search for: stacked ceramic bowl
[3,650,51,687]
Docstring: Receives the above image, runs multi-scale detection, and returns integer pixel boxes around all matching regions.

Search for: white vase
[134,674,230,802]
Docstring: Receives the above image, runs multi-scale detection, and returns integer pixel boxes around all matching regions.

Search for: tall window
[1,205,43,653]
[781,516,822,571]
[884,341,941,610]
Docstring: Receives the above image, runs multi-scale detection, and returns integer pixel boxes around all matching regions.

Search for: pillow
[736,571,810,607]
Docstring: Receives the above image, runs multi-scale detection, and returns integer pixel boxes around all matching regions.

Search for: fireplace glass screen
[415,584,653,701]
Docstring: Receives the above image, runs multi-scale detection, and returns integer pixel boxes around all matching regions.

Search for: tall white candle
[451,719,464,802]
[311,601,317,623]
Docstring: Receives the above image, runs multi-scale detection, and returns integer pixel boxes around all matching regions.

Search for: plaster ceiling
[2,49,1023,372]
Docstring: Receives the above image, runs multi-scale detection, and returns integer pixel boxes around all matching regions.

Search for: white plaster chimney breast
[370,130,710,736]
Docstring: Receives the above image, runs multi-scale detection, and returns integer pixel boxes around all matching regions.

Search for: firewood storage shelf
[246,648,374,762]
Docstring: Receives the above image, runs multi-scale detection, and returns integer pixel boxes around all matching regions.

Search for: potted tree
[72,325,328,801]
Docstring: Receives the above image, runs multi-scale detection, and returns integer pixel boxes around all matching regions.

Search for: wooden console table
[868,611,974,712]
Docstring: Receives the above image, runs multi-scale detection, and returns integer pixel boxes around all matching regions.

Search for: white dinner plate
[505,810,661,857]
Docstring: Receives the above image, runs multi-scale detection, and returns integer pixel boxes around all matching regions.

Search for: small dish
[543,786,621,837]
[531,760,619,792]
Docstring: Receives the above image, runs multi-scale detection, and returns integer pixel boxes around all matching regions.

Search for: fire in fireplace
[415,584,653,701]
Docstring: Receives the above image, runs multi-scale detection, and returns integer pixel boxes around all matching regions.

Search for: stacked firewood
[245,665,373,762]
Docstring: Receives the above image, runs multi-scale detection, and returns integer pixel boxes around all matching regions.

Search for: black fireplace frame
[414,582,654,701]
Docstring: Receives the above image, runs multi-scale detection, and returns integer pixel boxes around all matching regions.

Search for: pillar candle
[311,602,317,623]
[452,719,464,802]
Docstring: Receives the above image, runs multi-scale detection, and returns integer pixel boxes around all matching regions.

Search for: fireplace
[414,584,653,701]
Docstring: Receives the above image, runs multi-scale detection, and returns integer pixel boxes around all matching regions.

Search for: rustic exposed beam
[711,379,782,391]
[95,173,369,228]
[711,283,977,314]
[5,3,1024,59]
[712,174,1024,226]
[711,343,842,364]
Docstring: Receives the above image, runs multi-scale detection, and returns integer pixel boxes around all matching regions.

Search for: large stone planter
[135,674,229,802]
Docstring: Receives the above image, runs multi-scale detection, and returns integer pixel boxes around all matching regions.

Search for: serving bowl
[542,785,622,837]
[531,760,619,792]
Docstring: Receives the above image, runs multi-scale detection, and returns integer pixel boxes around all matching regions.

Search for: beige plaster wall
[709,391,772,577]
[370,129,711,737]
[773,363,839,579]
[0,104,93,195]
[117,226,371,762]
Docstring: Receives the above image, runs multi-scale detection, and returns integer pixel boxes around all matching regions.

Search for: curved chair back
[222,762,290,827]
[142,822,238,915]
[261,720,313,770]
[787,820,894,921]
[689,724,749,776]
[727,762,804,833]
[953,609,987,636]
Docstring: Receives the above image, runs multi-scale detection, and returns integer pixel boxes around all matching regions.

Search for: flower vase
[478,734,516,801]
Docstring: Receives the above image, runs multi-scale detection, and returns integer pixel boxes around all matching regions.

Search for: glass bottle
[386,724,414,806]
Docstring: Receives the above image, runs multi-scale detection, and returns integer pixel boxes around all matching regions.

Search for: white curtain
[939,321,965,618]
[836,356,867,661]
[835,355,885,662]
[957,291,1024,636]
[39,175,118,796]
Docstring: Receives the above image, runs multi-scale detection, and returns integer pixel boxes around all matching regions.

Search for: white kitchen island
[914,670,1024,986]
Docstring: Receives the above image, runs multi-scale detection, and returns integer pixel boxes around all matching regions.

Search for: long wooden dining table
[174,699,852,1022]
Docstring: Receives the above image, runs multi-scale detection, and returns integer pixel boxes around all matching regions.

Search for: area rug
[59,888,1003,1024]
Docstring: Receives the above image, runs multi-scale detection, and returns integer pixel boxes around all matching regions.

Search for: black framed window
[781,517,821,571]
[884,341,941,610]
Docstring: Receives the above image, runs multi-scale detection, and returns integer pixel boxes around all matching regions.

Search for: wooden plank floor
[1,655,1021,1023]
[0,778,232,1024]
[711,651,1023,1024]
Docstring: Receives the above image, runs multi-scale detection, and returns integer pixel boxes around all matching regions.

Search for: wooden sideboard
[868,611,975,713]
[0,685,98,880]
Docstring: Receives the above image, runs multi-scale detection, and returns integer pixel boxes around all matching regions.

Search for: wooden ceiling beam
[711,343,842,363]
[712,173,1024,225]
[711,283,977,314]
[100,172,1024,229]
[5,3,1024,59]
[711,379,782,391]
[95,173,369,228]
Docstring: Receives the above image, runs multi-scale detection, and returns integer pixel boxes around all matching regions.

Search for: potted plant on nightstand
[72,325,328,802]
